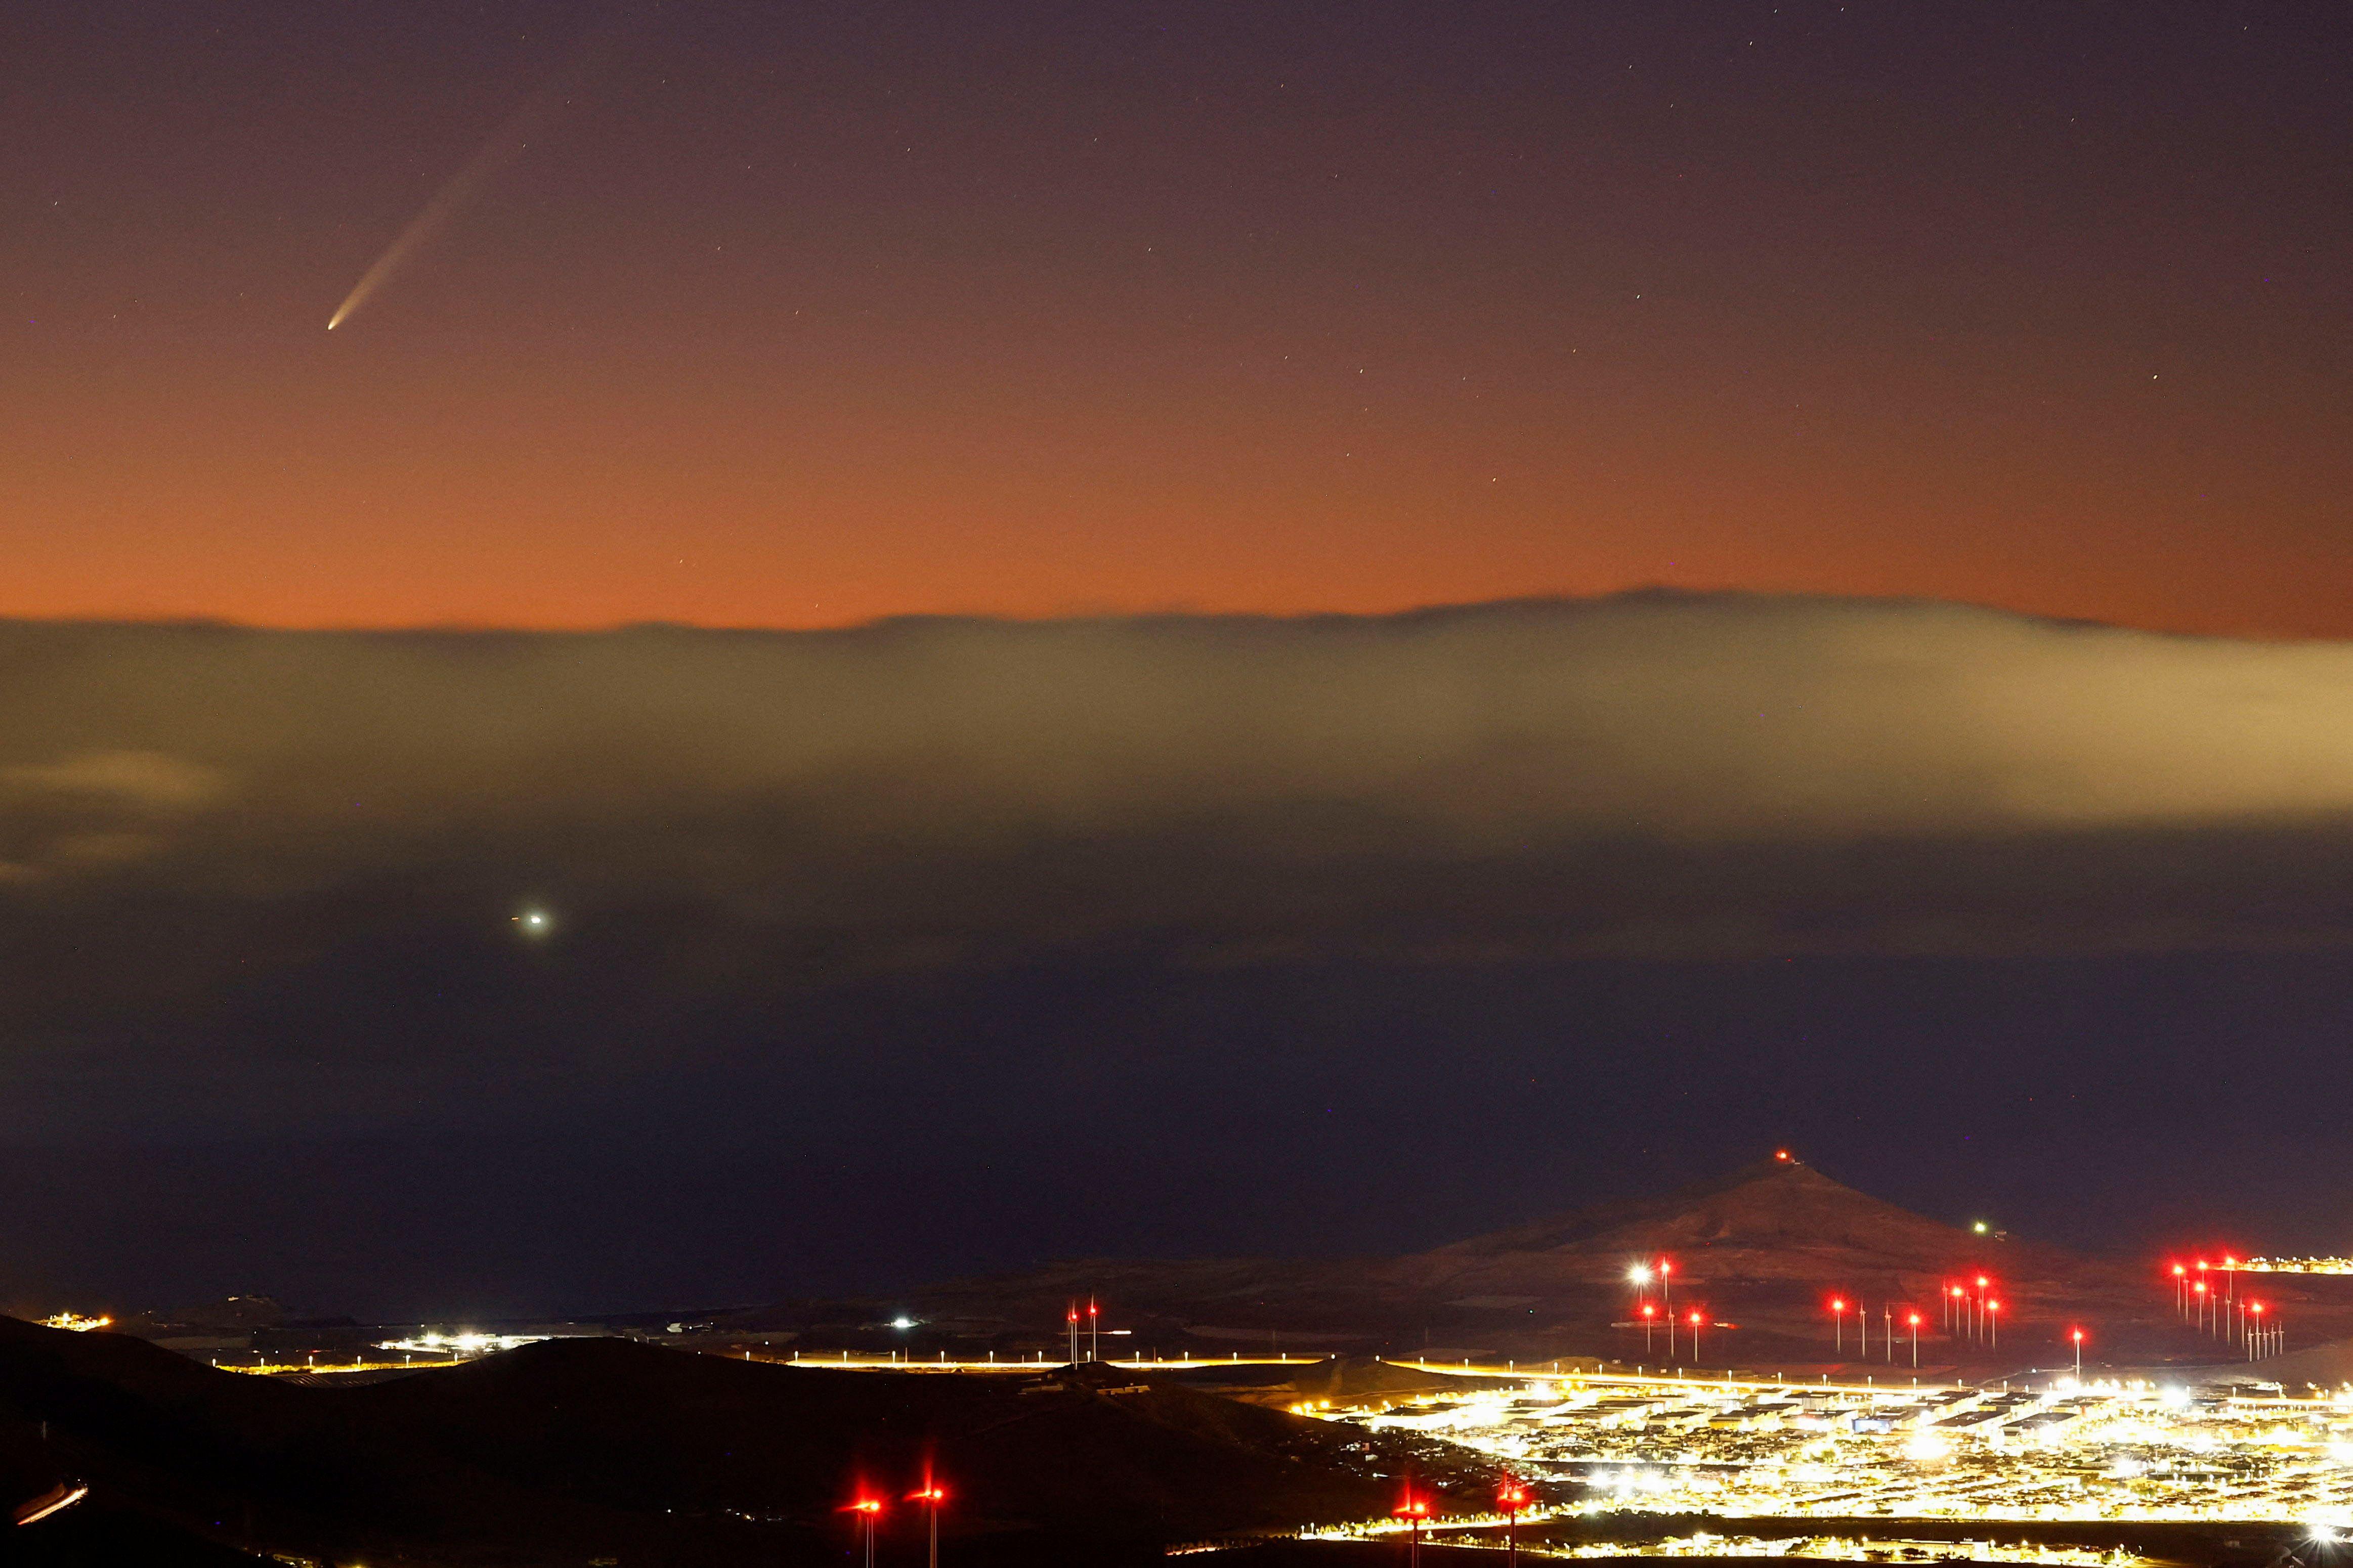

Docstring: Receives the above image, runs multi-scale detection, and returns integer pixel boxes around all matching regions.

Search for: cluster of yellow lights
[2239,1258,2353,1276]
[1295,1368,2353,1529]
[38,1312,111,1332]
[376,1331,546,1357]
[1558,1534,2151,1563]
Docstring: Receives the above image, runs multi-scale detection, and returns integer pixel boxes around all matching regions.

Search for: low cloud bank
[5,592,2353,1137]
[5,593,2352,876]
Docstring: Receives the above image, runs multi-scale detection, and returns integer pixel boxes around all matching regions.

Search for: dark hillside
[0,1318,1485,1566]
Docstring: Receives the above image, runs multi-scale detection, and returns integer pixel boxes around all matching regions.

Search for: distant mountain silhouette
[1390,1153,2084,1289]
[901,1152,2169,1367]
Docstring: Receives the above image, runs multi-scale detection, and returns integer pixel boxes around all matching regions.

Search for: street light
[1908,1313,1921,1369]
[1641,1301,1657,1355]
[1689,1310,1705,1364]
[2071,1327,2085,1377]
[1986,1299,2000,1349]
[1830,1297,1847,1357]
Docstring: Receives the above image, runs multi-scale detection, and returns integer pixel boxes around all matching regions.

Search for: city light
[2240,1256,2353,1275]
[377,1331,547,1358]
[37,1313,111,1332]
[1301,1364,2353,1528]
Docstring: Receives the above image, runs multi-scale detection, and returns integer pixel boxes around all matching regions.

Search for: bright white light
[379,1330,543,1358]
[1902,1433,1953,1463]
[891,1316,915,1330]
[514,909,553,937]
[1629,1265,1654,1285]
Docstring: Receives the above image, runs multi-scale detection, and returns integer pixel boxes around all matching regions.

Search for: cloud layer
[5,592,2353,1140]
[6,591,2353,904]
[14,592,2353,846]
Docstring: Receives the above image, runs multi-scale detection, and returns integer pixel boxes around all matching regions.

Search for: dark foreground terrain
[0,1316,1493,1566]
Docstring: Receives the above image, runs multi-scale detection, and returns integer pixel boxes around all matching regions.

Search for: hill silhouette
[0,1315,1489,1566]
[898,1152,2219,1369]
[1390,1154,2086,1289]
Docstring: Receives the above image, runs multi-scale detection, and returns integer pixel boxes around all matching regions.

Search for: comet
[327,21,623,332]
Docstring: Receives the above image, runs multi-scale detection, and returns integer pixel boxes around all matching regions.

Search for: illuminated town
[1303,1365,2353,1529]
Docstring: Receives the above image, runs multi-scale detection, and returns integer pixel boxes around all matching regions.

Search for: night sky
[5,3,2352,1320]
